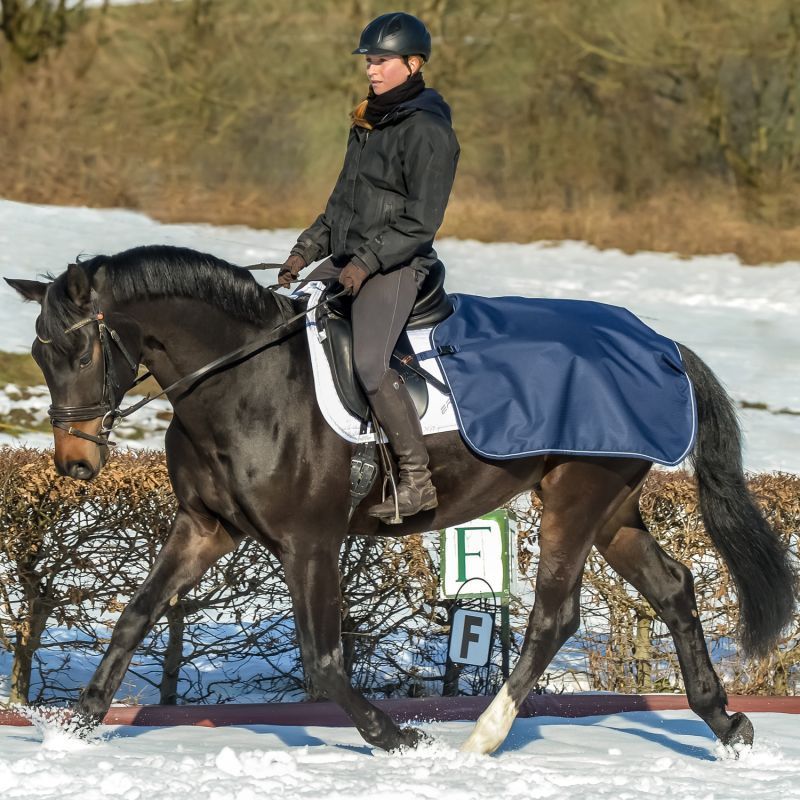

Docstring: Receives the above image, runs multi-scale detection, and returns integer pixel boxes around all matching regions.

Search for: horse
[6,244,796,755]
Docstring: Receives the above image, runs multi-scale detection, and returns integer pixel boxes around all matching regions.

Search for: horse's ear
[4,278,50,305]
[66,262,92,308]
[93,264,109,295]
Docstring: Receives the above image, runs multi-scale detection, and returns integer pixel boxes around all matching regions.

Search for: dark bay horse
[6,245,796,754]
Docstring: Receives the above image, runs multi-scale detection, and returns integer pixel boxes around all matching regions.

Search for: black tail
[679,345,797,657]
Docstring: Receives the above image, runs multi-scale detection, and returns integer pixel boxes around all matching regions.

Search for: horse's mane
[40,245,299,349]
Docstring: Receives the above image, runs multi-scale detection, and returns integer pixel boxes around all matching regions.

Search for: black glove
[278,254,307,289]
[338,262,370,296]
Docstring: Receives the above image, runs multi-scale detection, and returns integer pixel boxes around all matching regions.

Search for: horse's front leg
[282,544,422,751]
[76,509,238,725]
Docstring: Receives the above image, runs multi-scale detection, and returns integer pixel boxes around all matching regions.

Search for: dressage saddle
[315,260,453,422]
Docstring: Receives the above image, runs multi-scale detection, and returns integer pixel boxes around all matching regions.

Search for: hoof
[391,726,431,751]
[71,708,104,738]
[73,717,101,739]
[721,712,754,752]
[22,705,100,740]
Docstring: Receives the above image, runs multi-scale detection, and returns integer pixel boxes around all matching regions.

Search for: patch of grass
[0,409,51,435]
[0,352,43,389]
[113,427,148,441]
[739,400,800,417]
[739,400,770,411]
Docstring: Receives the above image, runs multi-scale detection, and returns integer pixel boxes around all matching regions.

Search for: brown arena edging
[1,694,799,728]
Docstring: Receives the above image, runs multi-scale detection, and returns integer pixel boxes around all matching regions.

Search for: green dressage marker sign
[439,509,517,601]
[439,509,519,679]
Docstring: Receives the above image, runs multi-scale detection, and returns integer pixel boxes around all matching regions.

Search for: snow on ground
[1,200,799,795]
[1,198,797,471]
[1,711,798,799]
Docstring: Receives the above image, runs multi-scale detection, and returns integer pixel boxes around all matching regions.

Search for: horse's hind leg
[461,511,592,753]
[461,458,650,753]
[282,544,421,752]
[461,515,587,754]
[76,509,238,724]
[462,460,642,754]
[595,495,754,748]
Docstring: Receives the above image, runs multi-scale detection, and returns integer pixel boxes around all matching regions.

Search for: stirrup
[371,413,404,524]
[368,475,438,524]
[379,472,403,525]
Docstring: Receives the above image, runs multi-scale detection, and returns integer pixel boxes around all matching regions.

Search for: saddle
[315,261,453,423]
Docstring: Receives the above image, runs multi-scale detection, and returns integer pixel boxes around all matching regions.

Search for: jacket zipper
[340,129,369,250]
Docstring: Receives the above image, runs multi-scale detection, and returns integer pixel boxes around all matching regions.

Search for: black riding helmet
[352,12,432,61]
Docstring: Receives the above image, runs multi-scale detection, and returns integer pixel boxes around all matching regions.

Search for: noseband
[41,296,143,447]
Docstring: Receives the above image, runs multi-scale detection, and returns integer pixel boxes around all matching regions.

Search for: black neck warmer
[363,71,426,127]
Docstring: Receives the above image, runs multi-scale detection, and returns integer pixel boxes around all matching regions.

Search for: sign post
[440,509,518,686]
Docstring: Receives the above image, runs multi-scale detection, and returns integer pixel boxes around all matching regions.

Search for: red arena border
[1,694,799,727]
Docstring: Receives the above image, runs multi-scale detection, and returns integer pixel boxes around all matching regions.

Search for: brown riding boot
[367,369,438,521]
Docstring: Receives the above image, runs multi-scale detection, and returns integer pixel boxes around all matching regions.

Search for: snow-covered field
[1,198,799,796]
[1,198,798,471]
[2,711,799,799]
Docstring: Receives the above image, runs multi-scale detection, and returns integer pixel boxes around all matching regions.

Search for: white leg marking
[460,684,519,755]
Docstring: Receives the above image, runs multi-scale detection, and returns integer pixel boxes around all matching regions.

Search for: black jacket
[291,88,460,277]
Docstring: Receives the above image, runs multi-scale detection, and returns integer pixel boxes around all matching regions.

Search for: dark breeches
[306,261,419,394]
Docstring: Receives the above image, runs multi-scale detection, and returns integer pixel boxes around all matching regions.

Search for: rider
[278,12,460,520]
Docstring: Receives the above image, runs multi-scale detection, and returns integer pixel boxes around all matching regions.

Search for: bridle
[39,284,348,448]
[40,291,145,447]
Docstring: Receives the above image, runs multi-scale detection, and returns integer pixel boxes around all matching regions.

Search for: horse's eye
[79,353,92,367]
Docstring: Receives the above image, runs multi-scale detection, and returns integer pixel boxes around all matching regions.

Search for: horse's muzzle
[53,419,108,481]
[60,458,100,481]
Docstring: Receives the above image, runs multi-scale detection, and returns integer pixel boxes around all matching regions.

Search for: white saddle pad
[297,281,459,444]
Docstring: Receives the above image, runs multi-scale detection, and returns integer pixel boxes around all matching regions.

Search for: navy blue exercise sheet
[428,294,696,466]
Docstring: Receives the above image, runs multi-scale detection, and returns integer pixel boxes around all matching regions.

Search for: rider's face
[365,55,419,95]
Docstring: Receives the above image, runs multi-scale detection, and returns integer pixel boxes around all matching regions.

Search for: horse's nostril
[67,461,95,481]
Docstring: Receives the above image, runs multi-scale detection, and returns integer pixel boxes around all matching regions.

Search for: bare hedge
[0,446,797,705]
[518,471,800,696]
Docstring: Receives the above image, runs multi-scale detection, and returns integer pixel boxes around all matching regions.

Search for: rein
[45,283,347,447]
